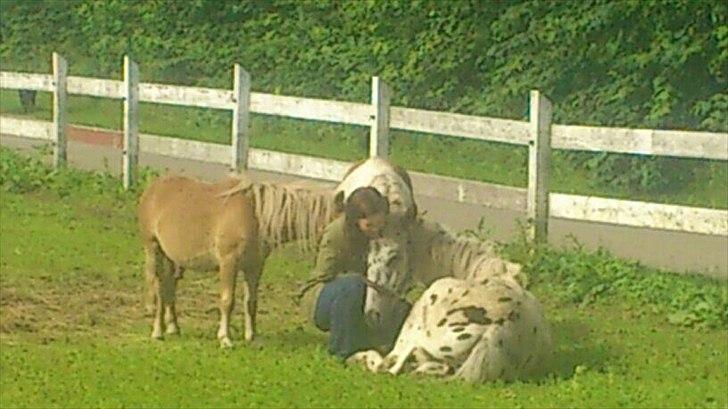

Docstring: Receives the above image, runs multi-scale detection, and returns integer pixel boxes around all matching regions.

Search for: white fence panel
[390,107,531,145]
[552,124,728,160]
[551,194,728,236]
[67,76,123,98]
[250,93,372,126]
[2,65,727,240]
[0,72,53,92]
[140,133,229,164]
[139,83,233,109]
[0,117,53,140]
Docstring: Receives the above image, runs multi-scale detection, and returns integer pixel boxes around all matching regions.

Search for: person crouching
[298,187,411,359]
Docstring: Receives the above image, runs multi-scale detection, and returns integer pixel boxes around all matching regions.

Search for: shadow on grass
[548,316,616,379]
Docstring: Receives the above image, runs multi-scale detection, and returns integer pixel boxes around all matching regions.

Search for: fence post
[527,90,553,244]
[231,64,251,171]
[369,76,390,158]
[122,56,139,190]
[52,52,67,168]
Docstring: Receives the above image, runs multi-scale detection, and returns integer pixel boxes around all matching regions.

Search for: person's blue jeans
[314,274,410,359]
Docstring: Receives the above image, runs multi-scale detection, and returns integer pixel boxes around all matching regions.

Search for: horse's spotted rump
[447,306,490,326]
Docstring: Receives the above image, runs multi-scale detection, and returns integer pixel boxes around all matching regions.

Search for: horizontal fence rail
[0,72,53,92]
[1,55,727,244]
[551,124,728,160]
[391,107,531,145]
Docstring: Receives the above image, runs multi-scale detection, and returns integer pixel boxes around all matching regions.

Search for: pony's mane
[411,218,499,283]
[221,178,341,252]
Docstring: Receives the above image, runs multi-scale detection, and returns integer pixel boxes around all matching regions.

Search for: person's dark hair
[344,187,389,240]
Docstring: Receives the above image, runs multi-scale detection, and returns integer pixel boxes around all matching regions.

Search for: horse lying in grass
[348,219,553,382]
[138,174,343,348]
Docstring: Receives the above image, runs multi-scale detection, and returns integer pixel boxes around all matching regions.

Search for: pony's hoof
[144,306,155,318]
[151,331,164,340]
[219,337,234,349]
[165,324,180,336]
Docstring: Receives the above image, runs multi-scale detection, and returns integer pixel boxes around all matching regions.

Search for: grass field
[0,148,726,408]
[1,89,726,210]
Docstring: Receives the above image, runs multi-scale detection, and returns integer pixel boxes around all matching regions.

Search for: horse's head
[363,221,412,330]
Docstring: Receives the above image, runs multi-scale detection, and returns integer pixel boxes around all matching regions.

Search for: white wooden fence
[1,53,726,242]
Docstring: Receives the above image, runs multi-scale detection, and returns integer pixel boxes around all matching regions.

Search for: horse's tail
[217,178,254,198]
[451,325,511,383]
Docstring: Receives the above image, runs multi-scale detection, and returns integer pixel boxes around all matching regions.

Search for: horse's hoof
[219,337,234,349]
[151,332,164,340]
[165,324,180,336]
[144,306,155,318]
[345,352,368,366]
[246,338,264,350]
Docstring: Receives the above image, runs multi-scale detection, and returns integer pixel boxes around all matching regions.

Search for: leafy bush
[531,245,726,329]
[0,146,157,198]
[493,223,728,330]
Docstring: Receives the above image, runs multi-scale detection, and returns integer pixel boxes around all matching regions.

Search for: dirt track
[1,133,725,279]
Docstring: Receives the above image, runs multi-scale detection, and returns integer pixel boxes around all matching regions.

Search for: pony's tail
[217,178,254,198]
[451,326,511,383]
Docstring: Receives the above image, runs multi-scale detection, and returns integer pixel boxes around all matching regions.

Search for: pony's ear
[333,190,345,213]
[407,202,418,221]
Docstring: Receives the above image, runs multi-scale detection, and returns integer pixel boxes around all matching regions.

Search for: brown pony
[138,174,343,348]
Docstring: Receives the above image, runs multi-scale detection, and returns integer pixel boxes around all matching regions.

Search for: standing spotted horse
[334,157,417,331]
[348,218,553,382]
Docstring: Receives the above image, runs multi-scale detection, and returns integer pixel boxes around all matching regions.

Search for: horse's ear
[407,202,418,221]
[334,191,345,213]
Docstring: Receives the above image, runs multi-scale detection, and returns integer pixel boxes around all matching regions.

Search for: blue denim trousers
[314,274,410,359]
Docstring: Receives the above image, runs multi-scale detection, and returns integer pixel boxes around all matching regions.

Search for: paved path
[2,134,726,279]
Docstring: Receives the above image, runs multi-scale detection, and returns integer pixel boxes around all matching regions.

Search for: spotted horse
[348,256,553,383]
[335,157,417,329]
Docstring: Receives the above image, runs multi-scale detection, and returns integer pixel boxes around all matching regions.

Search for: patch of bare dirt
[0,272,307,344]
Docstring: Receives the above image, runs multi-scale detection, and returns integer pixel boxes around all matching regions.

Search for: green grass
[2,89,726,209]
[0,148,726,408]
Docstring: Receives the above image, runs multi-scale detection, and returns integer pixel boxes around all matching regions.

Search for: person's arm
[297,217,347,299]
[310,224,344,283]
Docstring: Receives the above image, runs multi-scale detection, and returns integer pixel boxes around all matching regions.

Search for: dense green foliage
[2,0,725,128]
[1,0,726,192]
[1,147,726,408]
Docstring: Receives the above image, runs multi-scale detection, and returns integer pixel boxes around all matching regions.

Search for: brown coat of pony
[138,174,343,348]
